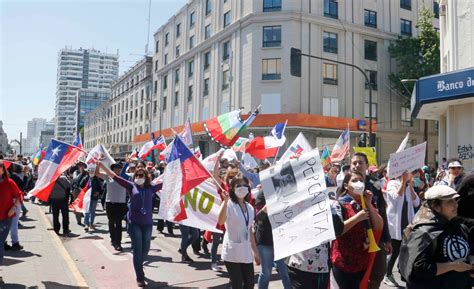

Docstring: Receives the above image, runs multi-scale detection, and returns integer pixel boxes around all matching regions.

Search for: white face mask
[351,181,365,195]
[134,178,145,186]
[235,186,249,199]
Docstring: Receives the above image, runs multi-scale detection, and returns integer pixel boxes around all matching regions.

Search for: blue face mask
[414,177,421,187]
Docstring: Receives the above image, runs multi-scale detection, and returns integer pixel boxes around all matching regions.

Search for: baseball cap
[448,161,463,168]
[424,185,460,200]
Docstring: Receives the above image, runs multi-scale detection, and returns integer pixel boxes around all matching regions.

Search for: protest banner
[388,142,426,179]
[260,149,336,260]
[353,147,377,166]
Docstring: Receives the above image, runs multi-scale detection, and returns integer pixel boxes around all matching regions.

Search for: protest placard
[388,142,426,179]
[260,149,336,260]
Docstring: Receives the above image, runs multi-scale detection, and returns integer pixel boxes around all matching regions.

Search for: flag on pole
[330,128,350,162]
[204,106,260,148]
[245,122,287,160]
[73,134,83,149]
[158,136,211,222]
[138,136,167,160]
[278,132,312,164]
[130,147,139,160]
[32,147,47,166]
[321,146,331,166]
[193,146,203,161]
[28,139,86,201]
[180,118,193,147]
[85,144,115,168]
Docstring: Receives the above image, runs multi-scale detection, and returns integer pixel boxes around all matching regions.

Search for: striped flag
[138,136,167,160]
[330,128,350,162]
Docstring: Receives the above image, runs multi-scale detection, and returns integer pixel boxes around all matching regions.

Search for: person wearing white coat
[383,171,420,287]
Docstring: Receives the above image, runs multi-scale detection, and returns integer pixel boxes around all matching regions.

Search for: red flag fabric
[69,184,90,212]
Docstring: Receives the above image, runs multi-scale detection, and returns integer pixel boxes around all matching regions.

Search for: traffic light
[290,48,302,77]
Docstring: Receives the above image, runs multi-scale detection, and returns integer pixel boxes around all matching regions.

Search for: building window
[262,58,281,80]
[163,96,167,110]
[324,0,338,19]
[364,102,378,120]
[204,51,211,69]
[223,41,230,60]
[165,32,169,46]
[190,11,196,27]
[163,75,168,90]
[175,45,180,57]
[224,11,231,28]
[175,68,180,83]
[176,23,181,37]
[154,60,158,71]
[174,91,179,106]
[323,63,337,85]
[164,53,168,65]
[433,2,439,18]
[364,40,377,61]
[155,40,159,53]
[401,107,412,126]
[204,78,210,96]
[188,60,194,77]
[401,19,412,36]
[365,70,377,90]
[263,0,282,12]
[323,32,338,53]
[400,0,411,10]
[154,80,158,94]
[205,24,212,40]
[262,26,281,47]
[189,35,195,49]
[205,0,212,15]
[323,97,338,117]
[188,85,193,102]
[222,70,229,90]
[364,9,377,28]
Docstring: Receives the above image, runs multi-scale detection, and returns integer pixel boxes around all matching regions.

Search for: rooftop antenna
[145,0,152,56]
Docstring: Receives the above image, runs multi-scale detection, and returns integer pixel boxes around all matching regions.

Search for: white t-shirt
[221,201,255,264]
[287,243,330,273]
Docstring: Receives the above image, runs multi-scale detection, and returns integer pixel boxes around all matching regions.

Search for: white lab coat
[386,179,420,241]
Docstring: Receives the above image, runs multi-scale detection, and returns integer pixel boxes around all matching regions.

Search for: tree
[389,7,440,105]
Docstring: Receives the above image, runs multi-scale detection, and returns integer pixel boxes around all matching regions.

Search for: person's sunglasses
[236,184,249,188]
[135,174,145,178]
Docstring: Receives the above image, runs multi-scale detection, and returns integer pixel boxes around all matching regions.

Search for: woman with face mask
[383,170,421,286]
[97,161,162,288]
[330,171,383,289]
[218,175,260,289]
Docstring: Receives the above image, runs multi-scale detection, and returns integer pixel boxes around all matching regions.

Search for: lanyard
[239,203,249,227]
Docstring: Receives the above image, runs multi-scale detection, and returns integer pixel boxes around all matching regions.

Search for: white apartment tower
[55,47,119,143]
[150,0,441,165]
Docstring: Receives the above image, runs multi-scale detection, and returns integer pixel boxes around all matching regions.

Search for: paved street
[2,201,406,289]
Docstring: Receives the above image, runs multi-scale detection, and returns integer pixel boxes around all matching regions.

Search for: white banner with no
[260,149,336,260]
[388,142,426,179]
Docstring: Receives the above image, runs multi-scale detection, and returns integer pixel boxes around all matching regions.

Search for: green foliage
[389,7,440,105]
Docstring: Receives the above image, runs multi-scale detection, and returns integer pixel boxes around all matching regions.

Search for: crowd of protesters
[0,149,472,288]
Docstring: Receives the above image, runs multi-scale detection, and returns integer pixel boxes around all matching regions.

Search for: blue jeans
[0,218,13,265]
[179,225,199,255]
[84,199,98,227]
[257,245,291,289]
[211,232,222,263]
[129,223,153,281]
[9,205,21,244]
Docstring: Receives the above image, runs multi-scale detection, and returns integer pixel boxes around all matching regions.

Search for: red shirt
[0,178,21,220]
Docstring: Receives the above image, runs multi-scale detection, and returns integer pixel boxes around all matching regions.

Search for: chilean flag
[330,128,350,162]
[73,133,83,149]
[158,136,211,222]
[245,122,287,160]
[28,139,86,201]
[69,182,90,212]
[138,136,167,160]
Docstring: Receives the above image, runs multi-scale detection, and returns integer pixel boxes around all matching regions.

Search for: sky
[0,0,187,141]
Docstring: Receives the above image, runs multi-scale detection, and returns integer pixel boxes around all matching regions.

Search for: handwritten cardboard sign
[388,142,426,179]
[260,149,336,260]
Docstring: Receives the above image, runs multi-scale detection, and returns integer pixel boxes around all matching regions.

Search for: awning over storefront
[411,67,474,120]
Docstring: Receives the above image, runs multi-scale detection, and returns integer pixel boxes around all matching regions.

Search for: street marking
[37,206,89,288]
[92,240,128,261]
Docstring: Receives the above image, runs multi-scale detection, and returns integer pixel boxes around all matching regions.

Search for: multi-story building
[39,129,55,149]
[55,47,119,144]
[0,121,8,155]
[25,118,47,153]
[75,88,110,136]
[135,0,441,165]
[83,57,153,157]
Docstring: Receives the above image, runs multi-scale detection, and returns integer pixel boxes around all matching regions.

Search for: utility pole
[19,132,22,155]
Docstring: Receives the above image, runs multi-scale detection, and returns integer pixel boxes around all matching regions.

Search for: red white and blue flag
[245,122,287,160]
[330,128,350,162]
[158,136,211,222]
[278,132,312,164]
[28,139,86,201]
[180,118,194,148]
[73,133,83,149]
[138,136,167,160]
